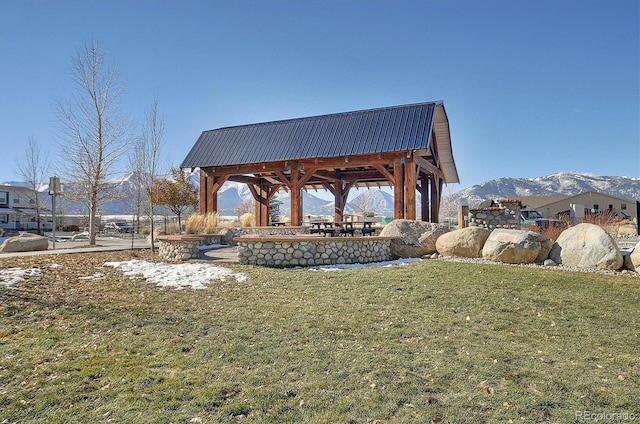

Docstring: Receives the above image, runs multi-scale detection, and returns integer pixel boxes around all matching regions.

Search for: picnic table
[361,222,376,236]
[309,221,373,237]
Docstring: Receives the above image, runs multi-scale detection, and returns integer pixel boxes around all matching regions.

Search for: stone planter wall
[157,234,222,262]
[234,236,395,267]
[237,226,309,236]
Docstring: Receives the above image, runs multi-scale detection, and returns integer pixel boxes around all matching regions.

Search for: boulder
[379,219,450,258]
[0,233,49,253]
[435,226,490,258]
[624,241,640,272]
[482,229,549,264]
[536,237,555,263]
[549,223,623,270]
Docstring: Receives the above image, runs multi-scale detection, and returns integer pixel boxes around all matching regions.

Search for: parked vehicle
[104,221,134,233]
[520,210,566,229]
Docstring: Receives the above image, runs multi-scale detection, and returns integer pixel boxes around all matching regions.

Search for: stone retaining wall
[469,201,520,230]
[157,235,222,262]
[234,236,395,267]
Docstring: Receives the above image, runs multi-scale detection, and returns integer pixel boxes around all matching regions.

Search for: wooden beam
[205,152,404,177]
[373,163,395,183]
[274,170,291,189]
[414,156,443,179]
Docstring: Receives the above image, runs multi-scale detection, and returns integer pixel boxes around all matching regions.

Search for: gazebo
[180,101,459,226]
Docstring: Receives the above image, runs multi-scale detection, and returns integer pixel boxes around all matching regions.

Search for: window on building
[0,191,7,206]
[621,204,627,211]
[593,204,599,211]
[0,214,8,224]
[13,197,19,204]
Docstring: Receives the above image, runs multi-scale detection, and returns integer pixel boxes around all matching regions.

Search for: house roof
[500,191,634,210]
[181,101,459,184]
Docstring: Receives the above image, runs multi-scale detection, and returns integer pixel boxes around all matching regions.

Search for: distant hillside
[4,171,638,218]
[447,172,640,208]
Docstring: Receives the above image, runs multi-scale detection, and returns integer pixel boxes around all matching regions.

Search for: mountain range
[447,172,640,208]
[2,171,638,217]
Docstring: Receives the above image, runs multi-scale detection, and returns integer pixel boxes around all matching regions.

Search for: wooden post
[207,176,217,215]
[290,167,301,226]
[199,171,207,215]
[199,169,219,215]
[404,159,417,220]
[393,160,404,219]
[420,173,430,222]
[458,205,469,229]
[430,175,442,223]
[334,181,343,223]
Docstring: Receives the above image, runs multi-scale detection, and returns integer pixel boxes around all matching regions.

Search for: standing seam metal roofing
[181,101,443,169]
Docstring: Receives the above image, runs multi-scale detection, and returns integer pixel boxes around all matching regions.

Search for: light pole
[49,176,63,249]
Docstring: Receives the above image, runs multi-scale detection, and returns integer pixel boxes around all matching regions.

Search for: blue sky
[1,0,638,192]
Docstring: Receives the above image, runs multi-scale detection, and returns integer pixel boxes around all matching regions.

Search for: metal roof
[181,101,459,183]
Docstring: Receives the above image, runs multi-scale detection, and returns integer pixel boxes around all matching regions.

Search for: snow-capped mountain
[4,171,637,218]
[448,172,640,208]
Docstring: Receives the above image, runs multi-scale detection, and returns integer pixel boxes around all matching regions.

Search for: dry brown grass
[204,212,219,234]
[239,213,254,227]
[185,213,205,234]
[528,224,565,241]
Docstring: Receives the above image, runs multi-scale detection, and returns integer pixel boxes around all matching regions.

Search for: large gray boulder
[379,219,450,258]
[624,241,640,272]
[0,233,49,253]
[549,223,623,270]
[482,229,550,264]
[435,226,490,258]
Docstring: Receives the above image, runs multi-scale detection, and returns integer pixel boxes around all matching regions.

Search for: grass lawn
[1,251,638,423]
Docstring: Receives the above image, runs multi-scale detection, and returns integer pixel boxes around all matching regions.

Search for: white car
[104,221,134,233]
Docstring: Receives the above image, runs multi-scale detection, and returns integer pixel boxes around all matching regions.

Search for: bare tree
[348,188,387,217]
[131,97,164,250]
[15,137,50,234]
[235,200,254,217]
[52,39,130,245]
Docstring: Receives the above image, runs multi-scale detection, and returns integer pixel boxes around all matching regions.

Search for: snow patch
[306,258,421,272]
[104,260,247,290]
[0,267,40,287]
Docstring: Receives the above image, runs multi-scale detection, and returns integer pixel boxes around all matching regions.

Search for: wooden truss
[198,145,446,226]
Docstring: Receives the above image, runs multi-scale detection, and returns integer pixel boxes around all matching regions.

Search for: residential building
[0,184,48,232]
[514,191,638,222]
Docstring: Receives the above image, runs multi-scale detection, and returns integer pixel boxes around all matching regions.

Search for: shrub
[204,212,219,234]
[529,224,565,241]
[185,213,205,234]
[218,220,238,228]
[165,222,181,235]
[239,213,254,228]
